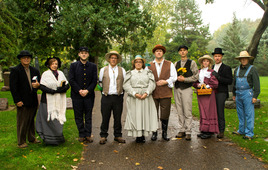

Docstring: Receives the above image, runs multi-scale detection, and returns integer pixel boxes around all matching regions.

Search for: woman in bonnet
[193,55,219,139]
[36,57,69,145]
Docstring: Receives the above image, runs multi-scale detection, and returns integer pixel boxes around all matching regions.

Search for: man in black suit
[10,50,41,148]
[69,47,97,143]
[212,48,233,138]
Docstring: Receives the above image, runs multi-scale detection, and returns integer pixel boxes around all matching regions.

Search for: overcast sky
[196,0,264,34]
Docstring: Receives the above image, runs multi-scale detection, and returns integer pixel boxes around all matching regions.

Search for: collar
[109,64,118,70]
[201,67,209,71]
[215,62,222,67]
[240,63,250,69]
[153,59,165,64]
[134,68,143,73]
[79,60,89,66]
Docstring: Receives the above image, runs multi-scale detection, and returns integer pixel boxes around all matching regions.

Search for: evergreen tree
[219,13,246,68]
[164,0,211,62]
[254,29,268,76]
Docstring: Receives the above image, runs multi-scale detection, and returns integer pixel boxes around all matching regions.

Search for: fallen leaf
[135,163,140,166]
[258,158,263,162]
[99,162,103,165]
[203,146,207,149]
[113,150,118,153]
[30,150,33,152]
[56,156,59,158]
[42,165,47,169]
[22,155,27,158]
[126,157,129,160]
[157,166,163,169]
[254,141,259,144]
[244,157,247,159]
[91,160,96,163]
[171,138,178,140]
[73,158,78,162]
[223,168,229,170]
[71,165,78,169]
[81,157,85,161]
[263,149,266,152]
[57,153,60,155]
[39,156,42,159]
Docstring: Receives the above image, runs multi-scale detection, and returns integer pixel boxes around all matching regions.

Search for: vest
[148,60,173,99]
[102,66,124,96]
[175,59,193,89]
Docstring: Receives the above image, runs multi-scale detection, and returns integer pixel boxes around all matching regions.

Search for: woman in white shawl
[36,57,69,145]
[123,55,158,143]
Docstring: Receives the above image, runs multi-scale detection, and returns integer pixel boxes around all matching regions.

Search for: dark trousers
[216,93,227,132]
[72,98,94,137]
[17,106,37,145]
[153,98,171,120]
[100,94,124,138]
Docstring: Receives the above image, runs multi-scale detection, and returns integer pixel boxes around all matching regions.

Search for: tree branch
[252,0,265,10]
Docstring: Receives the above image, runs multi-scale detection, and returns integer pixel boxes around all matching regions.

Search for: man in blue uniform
[69,47,97,143]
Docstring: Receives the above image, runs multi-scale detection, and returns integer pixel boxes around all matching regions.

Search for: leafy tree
[219,13,246,68]
[54,0,156,65]
[254,28,268,75]
[0,1,20,71]
[164,0,211,62]
[206,0,268,63]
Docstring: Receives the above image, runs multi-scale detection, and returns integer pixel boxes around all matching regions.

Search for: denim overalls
[235,65,254,137]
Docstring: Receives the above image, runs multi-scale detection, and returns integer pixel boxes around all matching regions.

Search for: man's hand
[177,75,185,82]
[156,80,167,86]
[212,71,219,79]
[232,96,236,101]
[252,98,257,104]
[16,101,23,107]
[79,89,89,97]
[32,81,40,89]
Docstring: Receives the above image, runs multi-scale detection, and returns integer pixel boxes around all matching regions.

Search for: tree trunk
[247,8,268,64]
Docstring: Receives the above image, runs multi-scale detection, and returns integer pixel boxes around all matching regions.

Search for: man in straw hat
[69,47,97,143]
[232,51,260,140]
[174,45,199,141]
[147,44,177,141]
[10,50,41,148]
[98,51,126,144]
[211,48,233,138]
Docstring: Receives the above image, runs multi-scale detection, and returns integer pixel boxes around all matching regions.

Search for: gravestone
[0,98,8,110]
[1,72,10,91]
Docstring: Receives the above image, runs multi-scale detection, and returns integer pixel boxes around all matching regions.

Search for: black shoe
[201,133,211,139]
[197,133,204,138]
[217,132,224,139]
[136,137,145,143]
[151,131,158,141]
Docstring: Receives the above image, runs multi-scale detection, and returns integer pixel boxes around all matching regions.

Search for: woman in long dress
[36,57,69,145]
[193,55,219,139]
[123,55,158,143]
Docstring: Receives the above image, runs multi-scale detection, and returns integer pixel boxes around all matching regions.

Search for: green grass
[0,109,83,169]
[189,77,268,163]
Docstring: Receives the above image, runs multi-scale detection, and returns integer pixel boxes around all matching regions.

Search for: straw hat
[105,51,122,63]
[198,55,214,65]
[152,44,166,54]
[235,51,254,60]
[132,55,146,64]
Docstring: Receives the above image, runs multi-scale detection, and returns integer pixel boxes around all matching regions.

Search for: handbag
[197,84,212,95]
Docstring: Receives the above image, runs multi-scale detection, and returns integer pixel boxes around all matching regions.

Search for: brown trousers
[17,106,37,145]
[153,98,171,120]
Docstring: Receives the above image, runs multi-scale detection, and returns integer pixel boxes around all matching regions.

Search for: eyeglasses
[135,61,143,63]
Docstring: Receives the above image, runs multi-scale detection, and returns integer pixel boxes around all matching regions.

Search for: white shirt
[151,59,177,88]
[214,62,222,73]
[99,64,126,95]
[199,67,211,88]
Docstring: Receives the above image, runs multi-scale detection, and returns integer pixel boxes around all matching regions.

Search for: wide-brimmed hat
[212,48,224,55]
[45,57,62,68]
[105,51,122,63]
[17,50,32,59]
[152,44,166,54]
[79,46,89,52]
[235,51,254,60]
[131,55,146,64]
[178,45,188,51]
[198,55,214,65]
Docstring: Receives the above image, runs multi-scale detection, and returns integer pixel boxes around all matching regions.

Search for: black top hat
[212,48,224,55]
[178,45,188,51]
[79,47,89,52]
[45,57,62,69]
[17,50,32,59]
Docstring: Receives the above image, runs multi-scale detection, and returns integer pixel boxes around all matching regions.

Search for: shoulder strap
[236,66,240,77]
[244,65,253,77]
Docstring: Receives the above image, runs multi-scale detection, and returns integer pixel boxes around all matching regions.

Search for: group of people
[10,44,260,148]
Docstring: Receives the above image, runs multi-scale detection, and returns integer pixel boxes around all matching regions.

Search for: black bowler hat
[79,46,89,52]
[45,57,62,68]
[178,45,188,51]
[17,50,33,59]
[212,48,224,55]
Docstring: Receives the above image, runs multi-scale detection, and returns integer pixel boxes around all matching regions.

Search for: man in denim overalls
[232,51,260,139]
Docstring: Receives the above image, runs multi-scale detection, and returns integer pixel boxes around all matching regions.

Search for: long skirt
[197,91,219,134]
[36,103,65,145]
